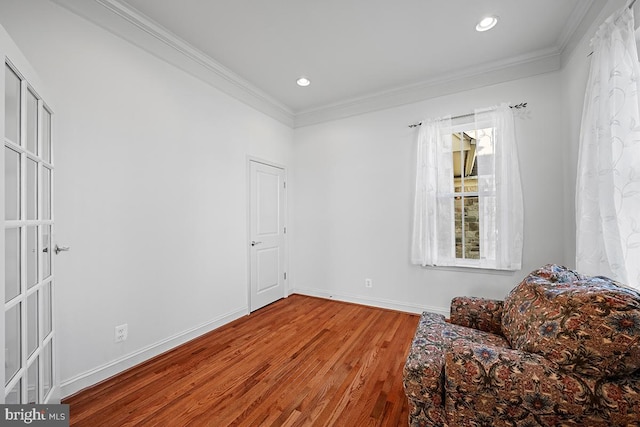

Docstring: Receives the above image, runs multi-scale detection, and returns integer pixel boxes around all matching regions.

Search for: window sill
[423,262,520,275]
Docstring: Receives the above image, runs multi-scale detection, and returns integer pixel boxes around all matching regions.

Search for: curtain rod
[408,102,528,128]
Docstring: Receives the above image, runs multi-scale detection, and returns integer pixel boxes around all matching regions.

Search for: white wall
[0,0,294,397]
[291,0,632,318]
[292,72,566,315]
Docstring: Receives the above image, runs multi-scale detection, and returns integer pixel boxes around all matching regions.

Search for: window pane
[28,358,39,404]
[43,341,52,398]
[42,225,52,280]
[6,379,22,404]
[27,158,38,220]
[42,167,51,220]
[43,282,52,337]
[5,64,21,143]
[42,109,52,163]
[27,226,38,289]
[5,147,20,220]
[453,135,464,181]
[464,196,480,259]
[5,228,20,302]
[454,197,463,258]
[26,89,38,154]
[474,128,494,190]
[27,291,38,357]
[5,303,22,385]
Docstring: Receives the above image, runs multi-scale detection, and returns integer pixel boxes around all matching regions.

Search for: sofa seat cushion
[502,264,640,378]
[403,312,509,426]
[443,339,640,426]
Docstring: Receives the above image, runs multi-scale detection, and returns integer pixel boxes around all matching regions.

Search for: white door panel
[250,161,285,311]
[256,246,280,292]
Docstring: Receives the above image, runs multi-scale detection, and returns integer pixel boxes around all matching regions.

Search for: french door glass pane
[5,303,21,385]
[27,158,38,220]
[42,341,52,398]
[43,282,52,337]
[27,358,38,404]
[42,109,51,163]
[26,89,38,154]
[5,147,20,220]
[5,228,20,302]
[4,64,21,144]
[42,226,51,279]
[42,167,51,220]
[5,379,21,404]
[27,226,38,289]
[27,292,38,357]
[5,55,54,407]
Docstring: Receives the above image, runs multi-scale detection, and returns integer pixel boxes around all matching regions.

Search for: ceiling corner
[51,0,295,127]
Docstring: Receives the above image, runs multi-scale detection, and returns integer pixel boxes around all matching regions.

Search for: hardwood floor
[63,295,419,426]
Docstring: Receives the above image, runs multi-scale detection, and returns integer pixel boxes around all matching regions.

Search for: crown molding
[51,0,295,127]
[50,0,599,130]
[556,0,595,53]
[560,0,612,67]
[294,47,561,128]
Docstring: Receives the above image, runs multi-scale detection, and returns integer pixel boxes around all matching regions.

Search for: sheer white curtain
[411,104,523,270]
[475,104,524,270]
[577,6,640,289]
[411,116,454,266]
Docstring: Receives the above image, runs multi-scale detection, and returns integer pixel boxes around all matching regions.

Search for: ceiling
[54,0,605,126]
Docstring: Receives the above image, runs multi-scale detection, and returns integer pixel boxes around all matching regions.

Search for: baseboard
[60,306,248,398]
[290,287,449,317]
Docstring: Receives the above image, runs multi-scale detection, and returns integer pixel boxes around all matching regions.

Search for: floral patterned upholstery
[403,312,510,426]
[450,296,504,335]
[502,264,640,378]
[403,264,640,427]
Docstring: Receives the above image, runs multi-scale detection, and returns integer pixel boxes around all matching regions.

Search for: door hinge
[284,272,287,280]
[284,181,287,189]
[284,227,287,234]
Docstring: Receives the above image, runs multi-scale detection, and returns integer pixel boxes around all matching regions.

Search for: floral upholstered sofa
[403,264,640,426]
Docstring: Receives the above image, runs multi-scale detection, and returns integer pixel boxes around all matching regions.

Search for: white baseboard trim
[290,287,449,317]
[60,306,248,398]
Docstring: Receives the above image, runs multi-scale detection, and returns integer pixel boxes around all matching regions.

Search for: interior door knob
[251,241,262,246]
[54,244,70,254]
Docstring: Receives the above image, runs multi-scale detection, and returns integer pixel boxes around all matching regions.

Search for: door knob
[251,241,262,247]
[54,244,70,255]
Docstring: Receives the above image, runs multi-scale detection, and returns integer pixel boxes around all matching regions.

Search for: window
[452,128,484,261]
[411,104,523,270]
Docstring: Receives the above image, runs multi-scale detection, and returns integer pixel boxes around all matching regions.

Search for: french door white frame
[1,26,58,404]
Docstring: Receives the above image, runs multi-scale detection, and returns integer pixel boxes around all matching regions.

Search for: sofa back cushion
[502,264,640,378]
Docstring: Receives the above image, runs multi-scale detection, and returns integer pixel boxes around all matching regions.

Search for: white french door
[249,160,286,312]
[2,30,56,404]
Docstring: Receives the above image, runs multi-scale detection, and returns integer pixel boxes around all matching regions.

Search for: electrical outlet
[365,278,373,288]
[115,324,128,343]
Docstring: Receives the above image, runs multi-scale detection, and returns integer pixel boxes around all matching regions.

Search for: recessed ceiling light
[476,16,498,32]
[296,77,311,87]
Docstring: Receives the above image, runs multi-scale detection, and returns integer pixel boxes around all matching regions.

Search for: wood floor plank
[63,295,419,426]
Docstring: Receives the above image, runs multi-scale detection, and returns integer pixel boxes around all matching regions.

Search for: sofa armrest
[444,340,640,426]
[403,312,448,427]
[449,297,504,335]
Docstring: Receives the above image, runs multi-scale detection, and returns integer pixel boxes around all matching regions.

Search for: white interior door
[249,161,286,312]
[2,27,57,404]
